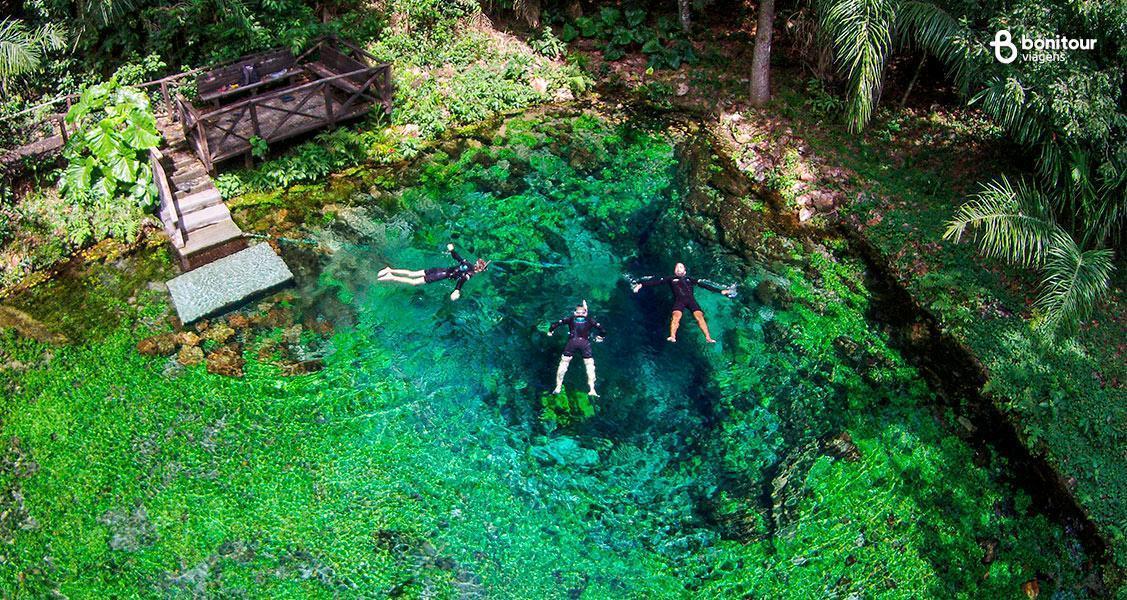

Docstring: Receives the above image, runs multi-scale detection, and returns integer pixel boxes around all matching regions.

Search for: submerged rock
[177,345,204,367]
[530,437,599,468]
[771,432,865,537]
[99,504,156,552]
[137,334,177,357]
[754,280,793,310]
[176,331,201,347]
[203,323,235,344]
[0,305,68,344]
[206,345,245,378]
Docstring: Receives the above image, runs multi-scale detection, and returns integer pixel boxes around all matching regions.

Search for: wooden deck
[178,38,392,173]
[4,35,391,308]
[193,84,373,166]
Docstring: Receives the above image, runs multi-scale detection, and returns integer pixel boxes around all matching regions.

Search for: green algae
[0,110,1103,597]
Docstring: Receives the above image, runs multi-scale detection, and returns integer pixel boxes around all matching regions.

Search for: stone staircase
[153,118,293,324]
[155,118,247,270]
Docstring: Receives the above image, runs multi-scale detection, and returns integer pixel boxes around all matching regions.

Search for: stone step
[166,202,230,233]
[173,218,243,255]
[166,243,293,324]
[171,166,206,186]
[171,188,222,214]
[176,179,212,196]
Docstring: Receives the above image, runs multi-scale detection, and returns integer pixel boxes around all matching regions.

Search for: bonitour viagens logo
[990,29,1097,64]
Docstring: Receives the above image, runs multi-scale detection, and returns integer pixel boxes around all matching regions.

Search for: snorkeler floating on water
[632,263,736,343]
[548,300,606,397]
[377,244,489,301]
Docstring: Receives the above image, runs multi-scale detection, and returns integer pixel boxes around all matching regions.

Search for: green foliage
[810,0,1124,330]
[529,26,566,60]
[564,8,697,70]
[0,111,1104,597]
[248,135,269,159]
[0,18,65,81]
[540,389,596,428]
[57,79,161,245]
[944,176,1114,331]
[783,89,1126,568]
[802,77,845,117]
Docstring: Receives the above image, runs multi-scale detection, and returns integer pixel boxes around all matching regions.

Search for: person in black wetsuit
[632,262,735,343]
[547,300,606,396]
[377,244,489,300]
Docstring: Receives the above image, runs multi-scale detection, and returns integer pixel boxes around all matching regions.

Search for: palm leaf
[1034,232,1115,331]
[894,1,978,92]
[943,176,1063,267]
[816,0,896,131]
[0,18,41,78]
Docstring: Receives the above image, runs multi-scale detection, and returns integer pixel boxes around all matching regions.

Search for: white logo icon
[991,29,1018,64]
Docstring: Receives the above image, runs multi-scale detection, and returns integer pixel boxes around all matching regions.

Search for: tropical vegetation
[0,0,1123,595]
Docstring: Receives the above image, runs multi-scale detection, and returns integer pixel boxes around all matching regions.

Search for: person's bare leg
[379,274,426,285]
[693,310,716,343]
[553,355,572,394]
[380,268,424,279]
[668,311,683,342]
[584,358,598,396]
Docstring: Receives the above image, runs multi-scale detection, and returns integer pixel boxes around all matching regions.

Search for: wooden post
[161,81,173,117]
[249,102,261,139]
[322,83,334,125]
[196,120,214,175]
[57,116,68,144]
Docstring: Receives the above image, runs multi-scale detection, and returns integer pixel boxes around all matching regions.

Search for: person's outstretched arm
[447,243,468,265]
[632,276,667,293]
[696,278,736,296]
[449,273,470,300]
[591,318,607,339]
[547,316,571,335]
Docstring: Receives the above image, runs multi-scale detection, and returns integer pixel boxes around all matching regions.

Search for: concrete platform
[166,243,293,324]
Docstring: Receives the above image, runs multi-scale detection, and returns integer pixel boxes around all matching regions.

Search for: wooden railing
[150,148,188,244]
[2,69,205,154]
[3,36,392,173]
[182,55,391,172]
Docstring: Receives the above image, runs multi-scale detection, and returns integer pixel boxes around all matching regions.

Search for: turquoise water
[0,109,1096,597]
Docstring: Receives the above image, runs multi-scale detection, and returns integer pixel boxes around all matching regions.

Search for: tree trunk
[898,54,926,108]
[678,0,691,33]
[564,0,582,20]
[749,0,775,106]
[517,0,542,29]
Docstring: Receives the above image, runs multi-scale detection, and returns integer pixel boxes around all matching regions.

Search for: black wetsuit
[549,314,606,359]
[424,248,476,292]
[638,275,727,314]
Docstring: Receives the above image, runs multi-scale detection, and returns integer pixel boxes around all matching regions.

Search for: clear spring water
[0,109,1096,597]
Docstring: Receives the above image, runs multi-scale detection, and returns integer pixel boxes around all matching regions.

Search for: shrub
[57,79,162,245]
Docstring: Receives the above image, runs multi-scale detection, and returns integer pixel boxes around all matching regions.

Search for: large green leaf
[122,122,162,150]
[85,121,121,158]
[106,155,139,183]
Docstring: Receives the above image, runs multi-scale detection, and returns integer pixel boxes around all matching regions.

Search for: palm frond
[816,0,896,131]
[969,76,1048,147]
[80,0,139,29]
[30,22,67,52]
[1034,231,1115,331]
[0,18,41,78]
[0,18,67,79]
[943,176,1063,267]
[894,1,978,91]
